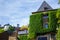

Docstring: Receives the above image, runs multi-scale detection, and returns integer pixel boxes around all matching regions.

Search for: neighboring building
[0,24,18,40]
[18,30,28,35]
[18,25,28,35]
[0,31,18,40]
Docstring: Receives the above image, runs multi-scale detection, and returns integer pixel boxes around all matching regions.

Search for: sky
[0,0,60,27]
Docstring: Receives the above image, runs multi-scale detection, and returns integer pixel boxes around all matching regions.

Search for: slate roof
[37,1,53,12]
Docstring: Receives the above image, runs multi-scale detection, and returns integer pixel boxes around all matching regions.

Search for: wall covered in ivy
[29,10,57,39]
[29,13,43,39]
[56,27,60,40]
[56,9,60,40]
[48,11,57,32]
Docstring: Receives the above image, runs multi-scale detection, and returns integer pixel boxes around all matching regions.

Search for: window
[44,7,48,11]
[38,37,47,40]
[44,24,48,28]
[43,14,48,28]
[43,16,48,18]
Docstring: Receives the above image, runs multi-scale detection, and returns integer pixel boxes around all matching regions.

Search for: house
[29,1,59,40]
[0,30,18,40]
[0,24,18,40]
[18,29,28,35]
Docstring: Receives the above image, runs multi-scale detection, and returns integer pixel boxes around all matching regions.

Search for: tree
[0,29,4,33]
[58,0,60,4]
[56,27,60,40]
[56,9,60,40]
[56,9,60,18]
[7,25,15,35]
[56,9,60,28]
[20,25,28,30]
[8,25,15,31]
[4,24,15,31]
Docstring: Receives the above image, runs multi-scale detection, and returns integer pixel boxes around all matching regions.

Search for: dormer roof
[37,1,53,12]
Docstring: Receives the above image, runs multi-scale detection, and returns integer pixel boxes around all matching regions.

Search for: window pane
[45,24,48,28]
[38,37,47,40]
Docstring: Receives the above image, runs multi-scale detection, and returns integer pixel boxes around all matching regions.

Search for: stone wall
[36,33,56,40]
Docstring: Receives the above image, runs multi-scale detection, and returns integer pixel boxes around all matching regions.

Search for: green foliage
[20,25,28,30]
[28,32,35,39]
[56,8,60,19]
[56,9,60,24]
[56,27,60,40]
[18,35,28,40]
[29,10,57,39]
[58,0,60,4]
[29,13,43,38]
[48,11,57,31]
[8,25,15,31]
[0,29,4,33]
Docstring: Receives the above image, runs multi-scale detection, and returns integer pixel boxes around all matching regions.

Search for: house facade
[29,1,58,40]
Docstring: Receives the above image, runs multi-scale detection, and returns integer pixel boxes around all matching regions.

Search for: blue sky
[0,0,60,27]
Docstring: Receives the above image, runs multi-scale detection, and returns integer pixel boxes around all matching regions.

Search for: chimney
[14,24,20,38]
[17,24,19,27]
[16,24,20,31]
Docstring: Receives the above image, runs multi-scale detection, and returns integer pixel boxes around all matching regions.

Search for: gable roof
[37,1,53,12]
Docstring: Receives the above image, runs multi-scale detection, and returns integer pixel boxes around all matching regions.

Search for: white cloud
[9,17,29,27]
[20,18,29,27]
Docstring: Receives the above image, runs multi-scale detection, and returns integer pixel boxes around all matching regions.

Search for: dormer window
[44,7,48,11]
[37,1,53,12]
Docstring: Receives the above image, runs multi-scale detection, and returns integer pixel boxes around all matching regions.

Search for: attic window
[43,14,48,18]
[44,7,48,10]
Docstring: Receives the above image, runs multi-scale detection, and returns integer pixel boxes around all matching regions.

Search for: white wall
[18,30,28,34]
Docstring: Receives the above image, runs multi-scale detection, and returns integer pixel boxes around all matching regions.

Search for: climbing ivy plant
[29,10,57,39]
[48,11,57,32]
[29,13,43,38]
[56,27,60,40]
